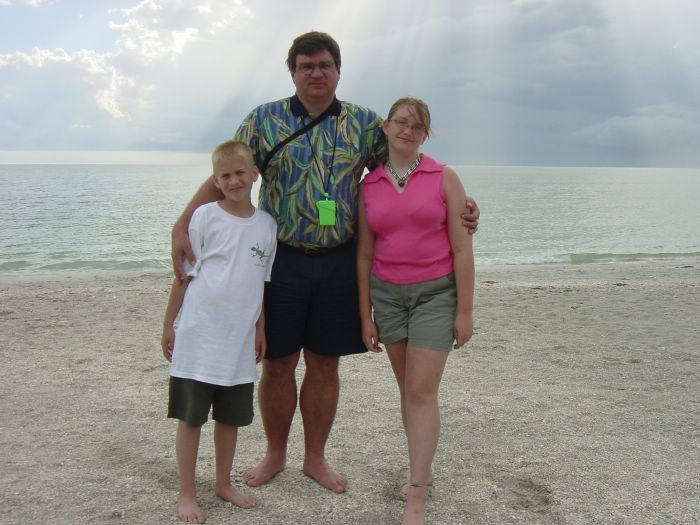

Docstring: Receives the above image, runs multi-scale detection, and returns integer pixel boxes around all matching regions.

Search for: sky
[0,0,699,167]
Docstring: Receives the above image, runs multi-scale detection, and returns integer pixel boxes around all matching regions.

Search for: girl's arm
[444,167,475,348]
[161,277,191,362]
[356,184,381,352]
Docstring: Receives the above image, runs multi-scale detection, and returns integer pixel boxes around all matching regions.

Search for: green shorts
[370,273,457,352]
[168,377,254,428]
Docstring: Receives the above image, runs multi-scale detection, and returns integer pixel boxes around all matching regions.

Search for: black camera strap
[259,103,336,174]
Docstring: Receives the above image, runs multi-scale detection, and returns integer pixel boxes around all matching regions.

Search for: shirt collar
[290,94,342,117]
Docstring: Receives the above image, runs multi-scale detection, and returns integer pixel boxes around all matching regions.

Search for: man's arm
[171,176,222,279]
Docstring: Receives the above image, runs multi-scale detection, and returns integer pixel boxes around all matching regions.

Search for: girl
[357,97,475,525]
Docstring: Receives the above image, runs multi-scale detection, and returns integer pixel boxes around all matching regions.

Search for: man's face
[292,50,340,103]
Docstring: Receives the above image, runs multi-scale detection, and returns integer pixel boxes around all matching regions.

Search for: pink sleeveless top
[362,155,453,284]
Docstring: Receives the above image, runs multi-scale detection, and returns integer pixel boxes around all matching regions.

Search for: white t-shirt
[170,202,277,386]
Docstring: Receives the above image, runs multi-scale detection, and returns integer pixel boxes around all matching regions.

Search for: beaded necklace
[386,153,423,188]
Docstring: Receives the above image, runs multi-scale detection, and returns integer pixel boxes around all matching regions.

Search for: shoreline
[1,258,698,524]
[2,255,699,284]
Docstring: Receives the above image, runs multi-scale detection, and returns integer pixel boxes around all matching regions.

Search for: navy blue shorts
[264,241,366,359]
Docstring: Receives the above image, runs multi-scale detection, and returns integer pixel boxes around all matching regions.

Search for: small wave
[568,251,700,264]
[0,260,33,271]
[477,251,700,266]
[30,259,171,272]
[476,253,571,266]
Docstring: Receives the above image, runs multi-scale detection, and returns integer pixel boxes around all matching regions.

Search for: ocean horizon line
[1,151,699,170]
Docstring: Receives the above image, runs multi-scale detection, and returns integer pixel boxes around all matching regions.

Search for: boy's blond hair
[211,140,256,170]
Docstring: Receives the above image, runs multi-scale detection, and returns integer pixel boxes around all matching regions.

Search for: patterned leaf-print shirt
[234,95,385,249]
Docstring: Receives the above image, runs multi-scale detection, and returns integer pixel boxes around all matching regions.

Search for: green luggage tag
[316,193,336,226]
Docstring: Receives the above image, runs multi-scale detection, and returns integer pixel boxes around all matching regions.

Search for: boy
[161,140,277,523]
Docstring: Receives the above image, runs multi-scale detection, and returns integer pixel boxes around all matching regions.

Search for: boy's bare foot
[177,494,206,524]
[215,484,256,509]
[242,453,286,487]
[303,458,348,493]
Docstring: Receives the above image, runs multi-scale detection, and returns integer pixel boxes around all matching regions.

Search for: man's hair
[286,31,341,73]
[211,140,256,169]
[386,97,432,138]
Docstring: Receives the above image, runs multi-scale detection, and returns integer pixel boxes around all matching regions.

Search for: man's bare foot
[242,453,286,487]
[215,484,256,509]
[303,458,348,493]
[401,484,429,525]
[177,494,206,524]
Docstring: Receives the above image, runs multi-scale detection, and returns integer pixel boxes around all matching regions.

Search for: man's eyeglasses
[388,119,427,134]
[296,61,336,75]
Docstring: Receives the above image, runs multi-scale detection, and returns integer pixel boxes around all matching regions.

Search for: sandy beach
[1,259,698,525]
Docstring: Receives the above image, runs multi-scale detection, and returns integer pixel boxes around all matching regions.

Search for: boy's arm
[161,277,191,362]
[171,176,222,280]
[255,308,266,363]
[256,222,276,363]
[444,167,475,348]
[356,185,381,352]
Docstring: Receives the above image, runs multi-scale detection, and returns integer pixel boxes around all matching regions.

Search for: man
[171,31,480,493]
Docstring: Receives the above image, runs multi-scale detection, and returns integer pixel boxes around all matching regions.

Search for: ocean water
[1,164,699,273]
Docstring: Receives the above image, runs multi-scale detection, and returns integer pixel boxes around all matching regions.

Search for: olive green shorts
[168,377,254,428]
[370,273,457,352]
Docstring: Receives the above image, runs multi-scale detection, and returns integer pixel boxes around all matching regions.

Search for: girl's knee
[404,384,438,405]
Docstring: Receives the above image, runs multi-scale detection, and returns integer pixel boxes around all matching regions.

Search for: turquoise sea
[1,164,699,273]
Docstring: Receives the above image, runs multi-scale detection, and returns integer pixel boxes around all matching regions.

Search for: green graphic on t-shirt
[250,243,270,265]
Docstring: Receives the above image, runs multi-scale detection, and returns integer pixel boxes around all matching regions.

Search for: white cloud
[0,48,70,67]
[0,1,256,121]
[0,0,48,5]
[0,48,137,118]
[109,0,254,63]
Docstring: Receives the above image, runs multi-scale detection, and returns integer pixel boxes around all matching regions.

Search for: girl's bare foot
[400,473,433,498]
[177,494,206,523]
[401,483,429,525]
[215,483,256,509]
